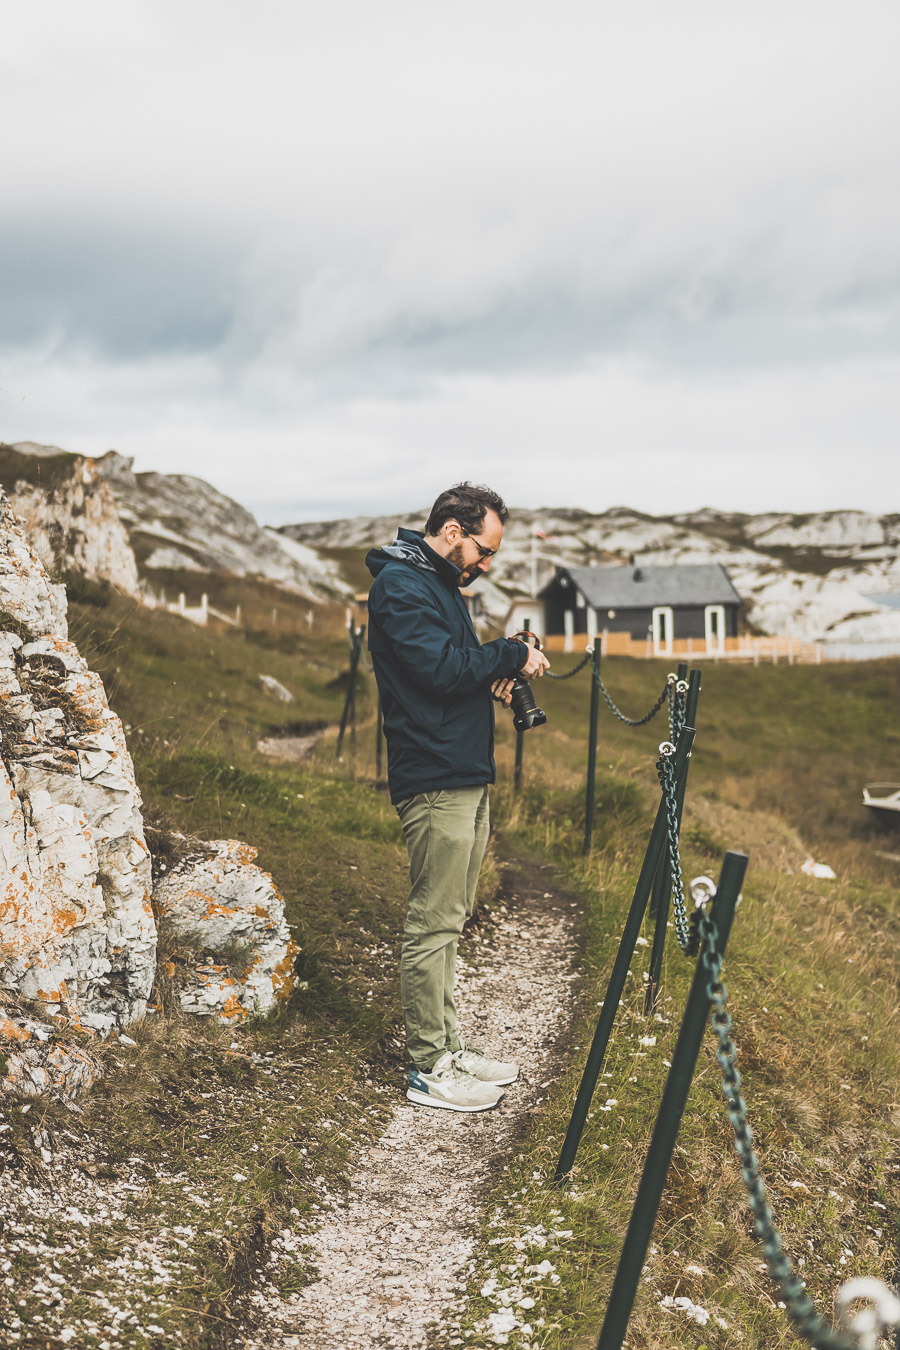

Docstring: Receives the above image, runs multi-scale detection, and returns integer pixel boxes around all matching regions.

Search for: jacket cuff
[510,639,530,670]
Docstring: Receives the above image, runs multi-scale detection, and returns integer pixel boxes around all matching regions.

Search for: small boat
[862,783,900,829]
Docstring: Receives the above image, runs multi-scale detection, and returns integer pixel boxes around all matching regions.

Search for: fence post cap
[836,1277,900,1346]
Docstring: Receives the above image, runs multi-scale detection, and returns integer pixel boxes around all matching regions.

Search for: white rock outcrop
[94,451,351,602]
[0,491,156,1036]
[153,840,299,1021]
[4,445,141,596]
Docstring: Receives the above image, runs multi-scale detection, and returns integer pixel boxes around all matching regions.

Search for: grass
[1,596,898,1348]
[448,653,900,1347]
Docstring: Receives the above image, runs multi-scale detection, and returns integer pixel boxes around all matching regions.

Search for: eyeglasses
[459,527,497,561]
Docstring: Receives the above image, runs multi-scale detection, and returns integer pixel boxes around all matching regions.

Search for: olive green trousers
[396,786,490,1071]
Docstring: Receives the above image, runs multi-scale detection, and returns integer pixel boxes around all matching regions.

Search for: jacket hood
[366,527,461,585]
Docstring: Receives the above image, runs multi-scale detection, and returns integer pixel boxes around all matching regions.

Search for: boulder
[259,674,294,702]
[153,839,299,1020]
[0,492,156,1034]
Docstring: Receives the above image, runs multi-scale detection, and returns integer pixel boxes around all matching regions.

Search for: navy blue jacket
[366,529,527,804]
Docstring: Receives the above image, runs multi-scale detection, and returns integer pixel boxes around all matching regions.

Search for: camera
[509,678,547,732]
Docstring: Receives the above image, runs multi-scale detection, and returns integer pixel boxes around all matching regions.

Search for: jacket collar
[397,528,463,588]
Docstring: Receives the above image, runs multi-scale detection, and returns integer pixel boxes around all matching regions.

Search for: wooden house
[539,563,742,654]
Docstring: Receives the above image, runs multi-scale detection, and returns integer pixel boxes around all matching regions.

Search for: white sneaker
[407,1051,505,1112]
[452,1045,519,1086]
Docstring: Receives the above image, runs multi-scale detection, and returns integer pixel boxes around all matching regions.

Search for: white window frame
[704,604,726,654]
[652,606,674,656]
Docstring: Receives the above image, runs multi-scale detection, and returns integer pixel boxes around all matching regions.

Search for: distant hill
[4,440,897,642]
[282,504,900,643]
[1,442,351,605]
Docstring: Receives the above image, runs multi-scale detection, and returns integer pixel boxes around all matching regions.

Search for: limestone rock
[93,451,352,601]
[259,674,294,702]
[0,993,102,1099]
[1,445,141,595]
[0,492,156,1034]
[0,499,68,640]
[153,840,299,1020]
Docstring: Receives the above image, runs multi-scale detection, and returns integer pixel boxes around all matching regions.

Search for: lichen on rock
[153,839,299,1020]
[0,491,156,1036]
[0,991,103,1099]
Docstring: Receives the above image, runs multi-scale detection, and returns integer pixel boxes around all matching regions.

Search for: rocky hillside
[0,443,140,595]
[4,439,895,641]
[283,505,900,643]
[1,443,351,605]
[95,451,351,603]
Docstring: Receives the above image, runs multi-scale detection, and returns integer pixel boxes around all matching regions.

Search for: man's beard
[448,542,480,587]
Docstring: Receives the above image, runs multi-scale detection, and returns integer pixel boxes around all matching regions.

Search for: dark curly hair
[424,482,509,537]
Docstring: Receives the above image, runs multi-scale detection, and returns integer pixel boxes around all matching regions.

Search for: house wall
[542,580,738,640]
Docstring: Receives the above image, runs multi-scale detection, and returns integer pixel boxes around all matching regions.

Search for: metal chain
[700,912,859,1350]
[545,649,593,680]
[667,675,687,744]
[656,748,692,951]
[596,673,669,726]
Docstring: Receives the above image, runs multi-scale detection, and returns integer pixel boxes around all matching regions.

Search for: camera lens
[509,678,547,732]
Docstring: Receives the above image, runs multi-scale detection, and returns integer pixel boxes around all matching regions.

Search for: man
[366,483,550,1113]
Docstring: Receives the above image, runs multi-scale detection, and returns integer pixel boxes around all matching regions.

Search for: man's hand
[491,677,515,706]
[519,646,550,679]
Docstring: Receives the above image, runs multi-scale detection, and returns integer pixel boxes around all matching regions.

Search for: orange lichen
[272,940,300,1001]
[0,1017,31,1043]
[204,901,239,918]
[220,994,247,1020]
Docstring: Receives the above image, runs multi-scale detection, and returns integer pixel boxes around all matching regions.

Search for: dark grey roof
[542,564,742,608]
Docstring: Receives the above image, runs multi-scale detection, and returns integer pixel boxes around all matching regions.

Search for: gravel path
[241,861,580,1349]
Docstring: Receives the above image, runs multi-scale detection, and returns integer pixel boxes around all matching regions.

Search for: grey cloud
[0,225,237,358]
[2,1,899,515]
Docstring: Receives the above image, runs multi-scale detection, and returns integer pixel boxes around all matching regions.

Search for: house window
[704,604,726,653]
[652,606,674,655]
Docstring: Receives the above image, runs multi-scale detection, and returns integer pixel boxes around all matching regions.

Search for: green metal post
[375,691,384,781]
[583,644,602,854]
[596,850,748,1350]
[336,626,363,758]
[555,727,696,1183]
[513,618,530,792]
[644,668,702,1014]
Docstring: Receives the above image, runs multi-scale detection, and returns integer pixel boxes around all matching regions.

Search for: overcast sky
[2,1,899,523]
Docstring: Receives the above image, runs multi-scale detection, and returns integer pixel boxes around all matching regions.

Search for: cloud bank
[2,1,899,519]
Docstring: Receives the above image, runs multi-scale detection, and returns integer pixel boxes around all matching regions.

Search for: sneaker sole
[406,1087,504,1112]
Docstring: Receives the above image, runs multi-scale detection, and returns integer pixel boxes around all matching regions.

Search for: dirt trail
[239,859,581,1349]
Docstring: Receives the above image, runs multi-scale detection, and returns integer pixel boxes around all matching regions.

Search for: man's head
[424,483,509,587]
